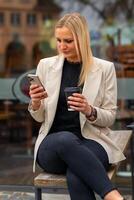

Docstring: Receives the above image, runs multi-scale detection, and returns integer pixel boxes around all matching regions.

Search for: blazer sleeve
[28,60,46,123]
[90,63,117,127]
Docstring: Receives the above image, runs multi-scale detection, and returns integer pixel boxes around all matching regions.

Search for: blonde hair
[55,12,93,85]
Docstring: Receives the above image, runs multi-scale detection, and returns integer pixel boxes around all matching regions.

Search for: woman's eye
[56,38,73,44]
[57,39,61,42]
[66,40,73,43]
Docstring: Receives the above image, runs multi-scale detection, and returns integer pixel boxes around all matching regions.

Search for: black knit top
[48,59,83,139]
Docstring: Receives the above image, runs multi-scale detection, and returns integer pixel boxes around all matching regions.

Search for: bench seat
[34,130,132,199]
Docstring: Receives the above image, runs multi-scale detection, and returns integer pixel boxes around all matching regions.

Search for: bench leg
[35,187,42,200]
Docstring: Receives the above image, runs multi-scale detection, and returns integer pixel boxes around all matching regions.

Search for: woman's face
[55,26,79,62]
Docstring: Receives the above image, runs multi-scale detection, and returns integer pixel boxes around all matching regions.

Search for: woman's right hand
[29,84,48,111]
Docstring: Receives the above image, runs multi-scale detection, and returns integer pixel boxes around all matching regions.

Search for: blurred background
[0,0,133,197]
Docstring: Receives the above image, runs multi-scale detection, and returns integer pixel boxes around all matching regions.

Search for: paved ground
[0,192,70,200]
[0,191,132,200]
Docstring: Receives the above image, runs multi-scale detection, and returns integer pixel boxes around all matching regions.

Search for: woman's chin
[63,53,70,58]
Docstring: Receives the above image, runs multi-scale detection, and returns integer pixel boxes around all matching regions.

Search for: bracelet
[86,106,97,121]
[86,106,93,118]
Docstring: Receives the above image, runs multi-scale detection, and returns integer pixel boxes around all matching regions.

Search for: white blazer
[29,54,125,172]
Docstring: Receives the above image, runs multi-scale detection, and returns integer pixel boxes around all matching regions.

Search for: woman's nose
[59,42,67,50]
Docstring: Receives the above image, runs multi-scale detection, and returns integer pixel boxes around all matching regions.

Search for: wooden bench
[34,130,132,200]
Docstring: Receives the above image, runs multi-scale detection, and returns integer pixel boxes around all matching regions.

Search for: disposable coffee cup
[64,87,82,111]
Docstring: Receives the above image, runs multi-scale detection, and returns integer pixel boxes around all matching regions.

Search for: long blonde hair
[55,12,93,85]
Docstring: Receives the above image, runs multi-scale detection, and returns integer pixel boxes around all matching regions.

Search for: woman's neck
[66,58,81,64]
[65,58,82,65]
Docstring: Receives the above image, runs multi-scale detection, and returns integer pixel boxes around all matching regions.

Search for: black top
[48,59,83,139]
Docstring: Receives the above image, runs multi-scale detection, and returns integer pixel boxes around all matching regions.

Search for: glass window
[27,13,36,26]
[0,13,4,26]
[42,15,52,28]
[11,13,21,26]
[42,15,52,22]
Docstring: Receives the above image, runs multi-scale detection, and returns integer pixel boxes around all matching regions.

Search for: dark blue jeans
[37,131,115,200]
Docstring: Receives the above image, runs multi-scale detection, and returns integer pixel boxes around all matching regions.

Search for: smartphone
[27,74,45,90]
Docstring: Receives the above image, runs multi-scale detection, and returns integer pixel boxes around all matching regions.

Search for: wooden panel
[108,45,134,78]
[34,173,67,188]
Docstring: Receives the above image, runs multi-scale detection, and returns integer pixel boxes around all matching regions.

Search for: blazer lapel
[47,55,64,130]
[80,60,103,130]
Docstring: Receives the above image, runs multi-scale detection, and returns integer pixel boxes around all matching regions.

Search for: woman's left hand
[68,93,92,115]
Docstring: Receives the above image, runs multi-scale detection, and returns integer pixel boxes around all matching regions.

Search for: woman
[29,13,126,200]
